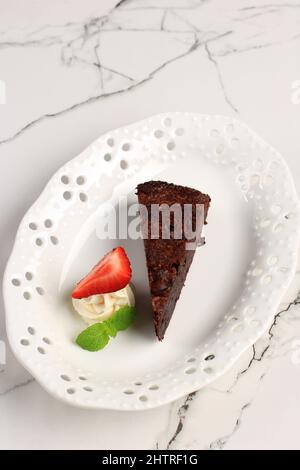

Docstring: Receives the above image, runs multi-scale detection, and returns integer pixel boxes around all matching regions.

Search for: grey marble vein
[164,287,300,449]
[224,291,300,394]
[269,290,300,339]
[0,28,233,146]
[208,403,251,450]
[214,42,279,57]
[118,3,207,12]
[166,392,197,449]
[204,42,239,114]
[0,0,299,143]
[239,3,300,12]
[0,35,200,146]
[0,378,34,397]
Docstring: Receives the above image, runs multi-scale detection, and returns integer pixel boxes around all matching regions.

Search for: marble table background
[1,0,300,450]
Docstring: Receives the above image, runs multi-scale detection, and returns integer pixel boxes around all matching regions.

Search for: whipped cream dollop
[72,285,135,325]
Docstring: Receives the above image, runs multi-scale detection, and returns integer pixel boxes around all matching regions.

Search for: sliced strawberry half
[72,246,132,299]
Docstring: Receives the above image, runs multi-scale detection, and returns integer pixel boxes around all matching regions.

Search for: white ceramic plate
[3,113,300,410]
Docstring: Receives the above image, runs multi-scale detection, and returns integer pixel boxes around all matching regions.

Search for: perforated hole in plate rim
[185,367,197,375]
[44,219,53,228]
[50,236,59,245]
[35,238,43,247]
[124,389,134,395]
[205,354,215,361]
[120,160,128,170]
[61,374,71,382]
[29,222,38,230]
[174,127,185,136]
[4,113,300,410]
[76,176,85,185]
[23,292,31,300]
[61,175,69,184]
[187,357,196,363]
[148,385,159,391]
[122,142,130,152]
[36,287,45,296]
[79,193,88,202]
[63,191,72,200]
[154,129,163,138]
[163,117,172,127]
[167,141,175,151]
[139,395,148,402]
[25,271,33,281]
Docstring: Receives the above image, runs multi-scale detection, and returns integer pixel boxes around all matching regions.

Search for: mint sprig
[76,305,136,352]
[76,323,110,352]
[108,304,136,331]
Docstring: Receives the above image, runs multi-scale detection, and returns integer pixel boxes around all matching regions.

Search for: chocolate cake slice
[137,181,210,340]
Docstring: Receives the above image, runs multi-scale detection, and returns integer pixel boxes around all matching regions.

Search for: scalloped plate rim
[3,112,300,410]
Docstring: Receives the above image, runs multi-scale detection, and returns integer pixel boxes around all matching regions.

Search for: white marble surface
[1,0,300,450]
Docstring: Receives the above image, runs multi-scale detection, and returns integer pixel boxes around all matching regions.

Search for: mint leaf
[103,320,118,338]
[110,305,136,331]
[76,323,110,351]
[76,305,137,351]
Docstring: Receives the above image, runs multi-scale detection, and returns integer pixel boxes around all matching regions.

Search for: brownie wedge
[137,180,210,340]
